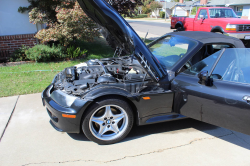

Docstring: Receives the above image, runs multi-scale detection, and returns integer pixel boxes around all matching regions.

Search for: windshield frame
[147,35,200,71]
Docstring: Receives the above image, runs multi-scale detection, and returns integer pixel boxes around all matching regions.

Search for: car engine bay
[52,56,157,97]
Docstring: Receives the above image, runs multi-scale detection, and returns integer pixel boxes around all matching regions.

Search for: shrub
[191,6,206,15]
[160,11,165,18]
[131,14,148,18]
[25,44,66,62]
[67,46,87,59]
[10,45,30,62]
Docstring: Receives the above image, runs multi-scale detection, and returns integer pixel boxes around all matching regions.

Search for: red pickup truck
[171,7,250,47]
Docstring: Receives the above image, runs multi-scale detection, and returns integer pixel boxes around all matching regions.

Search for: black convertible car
[41,0,250,144]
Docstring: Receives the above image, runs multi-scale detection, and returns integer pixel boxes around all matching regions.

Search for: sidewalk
[137,31,160,41]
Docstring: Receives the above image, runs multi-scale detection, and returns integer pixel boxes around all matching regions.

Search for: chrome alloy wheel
[89,105,128,141]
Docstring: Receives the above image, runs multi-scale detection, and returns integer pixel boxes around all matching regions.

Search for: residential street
[126,19,172,37]
[1,20,250,166]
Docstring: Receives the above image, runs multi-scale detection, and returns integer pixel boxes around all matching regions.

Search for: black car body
[42,0,250,144]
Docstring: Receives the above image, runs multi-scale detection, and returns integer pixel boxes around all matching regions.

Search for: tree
[18,0,75,24]
[107,0,143,17]
[19,0,143,46]
[35,2,99,46]
[142,5,151,14]
[149,1,162,18]
[150,1,162,11]
[143,0,154,6]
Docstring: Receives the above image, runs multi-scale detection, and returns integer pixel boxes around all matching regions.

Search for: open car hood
[77,0,166,81]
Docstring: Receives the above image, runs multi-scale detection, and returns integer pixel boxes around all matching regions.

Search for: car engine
[52,56,153,97]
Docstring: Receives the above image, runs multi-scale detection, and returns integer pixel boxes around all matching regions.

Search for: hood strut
[113,47,123,58]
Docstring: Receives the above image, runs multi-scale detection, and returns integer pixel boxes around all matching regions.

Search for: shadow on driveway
[68,118,250,150]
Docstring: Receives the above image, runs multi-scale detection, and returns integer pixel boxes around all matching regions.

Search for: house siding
[0,0,37,36]
[0,0,38,56]
[0,34,36,54]
[242,5,250,19]
[166,9,172,18]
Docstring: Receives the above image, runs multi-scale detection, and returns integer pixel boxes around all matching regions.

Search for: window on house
[235,6,243,16]
[236,6,243,12]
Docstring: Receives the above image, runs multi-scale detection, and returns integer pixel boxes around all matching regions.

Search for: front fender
[82,86,140,125]
[83,86,135,101]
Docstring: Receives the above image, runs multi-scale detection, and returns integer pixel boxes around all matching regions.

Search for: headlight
[226,24,237,31]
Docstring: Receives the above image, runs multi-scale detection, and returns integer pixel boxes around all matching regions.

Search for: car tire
[177,27,184,31]
[82,97,134,145]
[241,39,250,48]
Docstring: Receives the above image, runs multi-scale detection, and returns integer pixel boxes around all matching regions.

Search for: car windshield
[209,8,237,18]
[148,36,197,70]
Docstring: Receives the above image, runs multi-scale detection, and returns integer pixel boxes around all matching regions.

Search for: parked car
[171,7,250,47]
[42,0,249,145]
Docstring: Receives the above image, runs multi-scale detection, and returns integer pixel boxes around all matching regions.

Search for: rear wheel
[82,97,134,145]
[211,31,223,34]
[176,26,184,31]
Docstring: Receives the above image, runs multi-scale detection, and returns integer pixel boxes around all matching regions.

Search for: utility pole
[165,0,167,21]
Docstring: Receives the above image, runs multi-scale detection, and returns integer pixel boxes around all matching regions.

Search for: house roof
[160,1,194,10]
[161,0,250,10]
[160,2,177,9]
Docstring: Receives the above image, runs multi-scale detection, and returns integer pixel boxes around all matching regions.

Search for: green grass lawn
[0,38,114,97]
[0,37,153,97]
[0,38,153,97]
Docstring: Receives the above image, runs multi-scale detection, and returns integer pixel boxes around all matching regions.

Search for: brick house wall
[0,34,37,54]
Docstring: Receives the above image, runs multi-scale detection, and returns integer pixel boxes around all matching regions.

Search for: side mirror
[198,70,213,86]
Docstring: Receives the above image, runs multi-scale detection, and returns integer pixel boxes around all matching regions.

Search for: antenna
[143,31,149,42]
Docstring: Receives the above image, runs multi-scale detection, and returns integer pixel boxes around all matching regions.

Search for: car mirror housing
[198,70,213,86]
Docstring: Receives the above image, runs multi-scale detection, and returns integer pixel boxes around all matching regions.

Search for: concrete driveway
[1,93,250,166]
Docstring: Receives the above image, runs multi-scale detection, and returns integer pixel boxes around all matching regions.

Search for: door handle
[242,96,250,103]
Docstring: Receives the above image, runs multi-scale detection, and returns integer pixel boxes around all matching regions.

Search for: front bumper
[225,32,250,39]
[41,84,91,133]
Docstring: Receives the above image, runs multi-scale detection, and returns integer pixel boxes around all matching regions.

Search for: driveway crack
[105,131,234,163]
[21,159,96,166]
[21,132,234,165]
[231,130,250,147]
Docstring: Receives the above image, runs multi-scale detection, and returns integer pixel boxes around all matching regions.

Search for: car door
[172,48,250,135]
[194,9,210,32]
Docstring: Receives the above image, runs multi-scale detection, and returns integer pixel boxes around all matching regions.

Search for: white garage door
[175,8,186,16]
